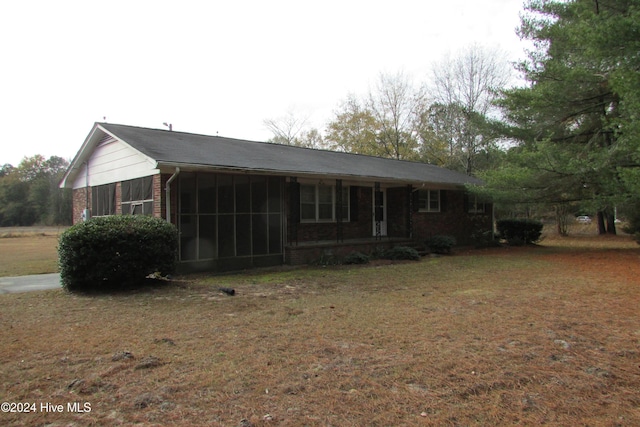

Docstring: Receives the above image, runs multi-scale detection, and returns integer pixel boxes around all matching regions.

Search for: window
[317,185,333,220]
[300,185,316,221]
[418,189,440,212]
[300,184,349,222]
[91,183,116,216]
[122,176,154,215]
[468,194,487,214]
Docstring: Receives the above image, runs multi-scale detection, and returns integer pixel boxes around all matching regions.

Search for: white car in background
[576,215,592,224]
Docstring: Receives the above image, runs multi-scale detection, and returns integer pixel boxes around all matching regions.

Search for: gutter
[156,161,479,188]
[165,167,180,223]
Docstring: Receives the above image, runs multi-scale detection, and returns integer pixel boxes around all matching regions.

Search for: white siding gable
[71,137,157,189]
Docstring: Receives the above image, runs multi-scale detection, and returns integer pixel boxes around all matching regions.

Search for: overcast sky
[1,0,528,166]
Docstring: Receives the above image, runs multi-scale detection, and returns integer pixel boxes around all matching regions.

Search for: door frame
[372,187,387,236]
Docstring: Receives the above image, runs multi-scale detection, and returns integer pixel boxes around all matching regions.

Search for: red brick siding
[72,188,88,224]
[283,185,491,247]
[115,182,122,214]
[411,190,492,245]
[286,185,374,243]
[153,174,163,219]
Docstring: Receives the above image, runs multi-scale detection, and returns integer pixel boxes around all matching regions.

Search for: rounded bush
[425,235,457,254]
[496,218,543,245]
[58,216,178,292]
[343,251,370,265]
[383,246,420,261]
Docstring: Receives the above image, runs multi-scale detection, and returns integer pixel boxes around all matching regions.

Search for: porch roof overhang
[155,161,466,190]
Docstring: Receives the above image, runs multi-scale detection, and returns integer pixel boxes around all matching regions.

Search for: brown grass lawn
[0,228,64,276]
[1,232,640,426]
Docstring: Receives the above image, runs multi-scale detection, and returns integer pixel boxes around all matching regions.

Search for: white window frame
[300,183,350,223]
[418,189,440,213]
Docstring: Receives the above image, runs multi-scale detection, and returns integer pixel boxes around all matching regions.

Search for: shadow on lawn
[63,277,180,296]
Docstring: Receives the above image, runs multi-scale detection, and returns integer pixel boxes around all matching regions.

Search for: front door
[372,188,387,236]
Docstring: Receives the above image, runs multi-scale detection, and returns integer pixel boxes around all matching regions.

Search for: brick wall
[153,174,163,219]
[412,190,492,245]
[72,188,88,224]
[283,185,491,246]
[115,182,122,214]
[287,186,374,243]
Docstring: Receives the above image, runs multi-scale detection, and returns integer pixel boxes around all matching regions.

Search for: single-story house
[60,123,492,271]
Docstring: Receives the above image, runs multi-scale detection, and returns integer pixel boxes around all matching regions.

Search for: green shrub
[383,246,420,261]
[58,216,178,292]
[471,229,497,248]
[425,235,457,254]
[343,251,370,265]
[496,218,543,245]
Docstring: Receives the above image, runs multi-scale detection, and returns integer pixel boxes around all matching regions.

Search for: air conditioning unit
[82,209,91,221]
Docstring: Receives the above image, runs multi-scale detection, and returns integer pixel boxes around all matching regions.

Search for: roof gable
[60,123,157,188]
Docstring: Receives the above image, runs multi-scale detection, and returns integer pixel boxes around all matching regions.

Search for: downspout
[84,162,89,210]
[282,179,287,265]
[80,161,91,222]
[165,167,180,223]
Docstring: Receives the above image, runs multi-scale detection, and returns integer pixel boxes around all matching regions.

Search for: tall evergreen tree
[489,0,640,234]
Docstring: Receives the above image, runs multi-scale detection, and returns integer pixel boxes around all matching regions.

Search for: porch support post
[374,181,382,240]
[407,184,413,239]
[336,179,343,243]
[165,167,180,224]
[289,177,299,246]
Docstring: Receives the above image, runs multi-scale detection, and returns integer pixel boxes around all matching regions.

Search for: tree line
[264,0,640,236]
[0,155,72,226]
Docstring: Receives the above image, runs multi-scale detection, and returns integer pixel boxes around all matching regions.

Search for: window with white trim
[418,189,440,212]
[300,184,349,222]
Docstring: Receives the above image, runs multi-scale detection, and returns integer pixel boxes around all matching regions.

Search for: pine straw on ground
[1,236,640,426]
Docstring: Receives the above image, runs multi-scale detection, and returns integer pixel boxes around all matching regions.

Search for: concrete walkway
[0,273,61,294]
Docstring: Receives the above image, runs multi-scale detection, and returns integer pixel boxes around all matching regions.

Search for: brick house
[60,123,492,271]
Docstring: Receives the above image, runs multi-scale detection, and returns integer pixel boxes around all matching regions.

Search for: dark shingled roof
[100,123,482,186]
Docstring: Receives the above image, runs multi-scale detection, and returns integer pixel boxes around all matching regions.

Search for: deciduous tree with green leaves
[325,94,380,154]
[0,155,72,226]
